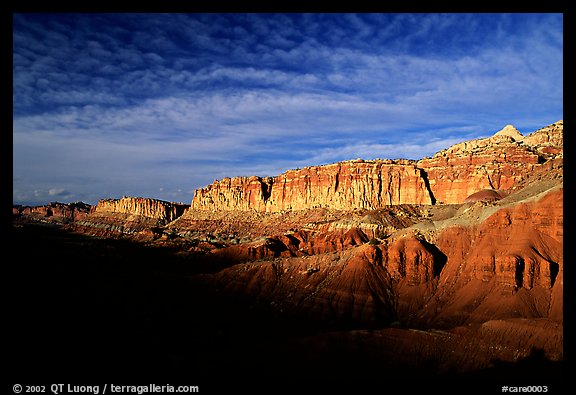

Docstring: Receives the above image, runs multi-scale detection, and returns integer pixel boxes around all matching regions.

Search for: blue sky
[13,13,563,205]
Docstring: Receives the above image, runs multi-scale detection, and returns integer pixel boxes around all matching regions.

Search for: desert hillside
[11,120,563,391]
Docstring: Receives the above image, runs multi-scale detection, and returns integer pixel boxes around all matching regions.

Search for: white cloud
[48,188,71,196]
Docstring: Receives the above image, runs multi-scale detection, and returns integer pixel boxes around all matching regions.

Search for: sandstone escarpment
[199,230,450,328]
[94,197,189,223]
[521,120,563,156]
[384,236,441,286]
[416,121,562,204]
[471,189,562,290]
[205,227,371,265]
[192,121,562,210]
[192,160,434,212]
[13,201,91,224]
[72,197,189,239]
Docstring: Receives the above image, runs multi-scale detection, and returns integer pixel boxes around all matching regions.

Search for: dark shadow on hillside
[8,223,246,379]
[7,223,565,394]
[421,238,448,276]
[441,348,565,393]
[481,348,562,380]
[8,223,380,381]
[418,167,437,205]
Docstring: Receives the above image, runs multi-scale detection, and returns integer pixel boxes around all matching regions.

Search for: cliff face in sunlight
[416,121,562,204]
[94,197,189,223]
[191,160,434,212]
[68,197,189,239]
[190,121,563,210]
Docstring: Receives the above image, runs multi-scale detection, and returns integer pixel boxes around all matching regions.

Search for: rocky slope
[189,177,563,374]
[12,120,563,380]
[196,181,562,316]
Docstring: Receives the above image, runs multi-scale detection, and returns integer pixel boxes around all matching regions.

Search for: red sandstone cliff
[191,121,562,210]
[192,160,434,212]
[416,121,562,204]
[94,197,189,223]
[71,197,189,238]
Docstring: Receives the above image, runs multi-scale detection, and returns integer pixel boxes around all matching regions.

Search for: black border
[5,3,572,394]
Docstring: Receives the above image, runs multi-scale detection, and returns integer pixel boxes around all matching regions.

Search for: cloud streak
[13,13,563,205]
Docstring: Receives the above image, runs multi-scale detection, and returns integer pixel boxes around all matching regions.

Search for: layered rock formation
[71,197,189,239]
[13,201,91,223]
[415,121,562,204]
[197,180,562,354]
[191,121,562,209]
[521,120,563,156]
[470,188,562,290]
[203,244,397,326]
[192,160,434,212]
[414,185,563,327]
[94,197,189,223]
